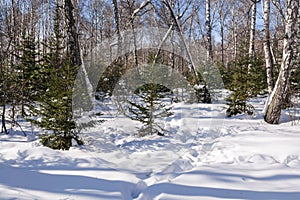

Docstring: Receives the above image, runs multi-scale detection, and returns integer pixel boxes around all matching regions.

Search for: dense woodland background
[0,0,300,150]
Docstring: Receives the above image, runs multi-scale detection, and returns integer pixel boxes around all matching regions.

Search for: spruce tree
[127,83,173,136]
[29,3,82,150]
[225,56,255,117]
[16,31,41,117]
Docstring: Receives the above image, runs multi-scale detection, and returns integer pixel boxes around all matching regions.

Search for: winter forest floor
[1,96,300,200]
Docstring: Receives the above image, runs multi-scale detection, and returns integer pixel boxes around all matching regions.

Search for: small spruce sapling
[225,66,254,117]
[127,83,174,136]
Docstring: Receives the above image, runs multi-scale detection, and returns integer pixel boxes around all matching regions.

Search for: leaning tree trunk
[265,0,299,124]
[263,0,274,93]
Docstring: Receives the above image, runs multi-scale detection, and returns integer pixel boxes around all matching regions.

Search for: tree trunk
[1,105,8,134]
[231,3,237,63]
[294,2,300,71]
[248,1,257,70]
[220,20,224,67]
[1,61,8,134]
[265,0,299,124]
[217,1,226,67]
[65,0,81,66]
[164,0,198,82]
[112,0,121,54]
[205,0,213,60]
[263,0,274,93]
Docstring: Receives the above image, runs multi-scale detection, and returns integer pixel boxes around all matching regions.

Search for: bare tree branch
[163,0,199,83]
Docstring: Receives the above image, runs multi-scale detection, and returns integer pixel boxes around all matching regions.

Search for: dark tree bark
[65,0,81,66]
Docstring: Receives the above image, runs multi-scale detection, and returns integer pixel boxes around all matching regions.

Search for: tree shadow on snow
[141,169,300,199]
[0,163,136,199]
[142,182,300,199]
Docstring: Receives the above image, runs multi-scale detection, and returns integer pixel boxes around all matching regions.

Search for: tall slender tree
[265,0,299,124]
[30,1,83,150]
[248,0,258,70]
[263,0,274,93]
[205,0,213,60]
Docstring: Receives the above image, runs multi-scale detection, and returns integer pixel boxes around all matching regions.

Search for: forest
[0,0,300,150]
[2,1,300,199]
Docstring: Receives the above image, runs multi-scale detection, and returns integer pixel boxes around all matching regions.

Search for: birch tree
[263,0,274,93]
[112,0,121,54]
[205,0,212,60]
[216,0,229,67]
[248,0,258,70]
[265,0,299,124]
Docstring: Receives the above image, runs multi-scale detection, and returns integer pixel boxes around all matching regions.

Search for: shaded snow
[1,97,300,199]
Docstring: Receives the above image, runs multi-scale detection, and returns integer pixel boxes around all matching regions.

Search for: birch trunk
[265,0,299,124]
[294,2,300,69]
[164,0,211,103]
[218,1,226,67]
[112,0,121,54]
[205,0,212,60]
[231,3,237,62]
[248,1,256,70]
[263,0,274,93]
[130,0,151,67]
[164,0,198,82]
[220,21,224,67]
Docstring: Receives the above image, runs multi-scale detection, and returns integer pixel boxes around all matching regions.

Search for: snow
[1,96,300,200]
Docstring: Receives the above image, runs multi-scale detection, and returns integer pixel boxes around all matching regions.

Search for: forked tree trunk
[265,0,299,124]
[263,0,274,93]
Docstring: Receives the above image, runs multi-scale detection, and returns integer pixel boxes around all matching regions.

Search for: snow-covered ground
[1,96,300,200]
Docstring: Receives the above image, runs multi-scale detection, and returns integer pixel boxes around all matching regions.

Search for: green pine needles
[224,55,266,117]
[28,4,83,150]
[127,83,174,137]
[30,58,83,150]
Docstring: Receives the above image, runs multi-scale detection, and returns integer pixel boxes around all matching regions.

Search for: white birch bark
[263,0,274,93]
[265,0,299,124]
[112,0,121,54]
[231,2,237,62]
[248,1,257,70]
[205,0,212,60]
